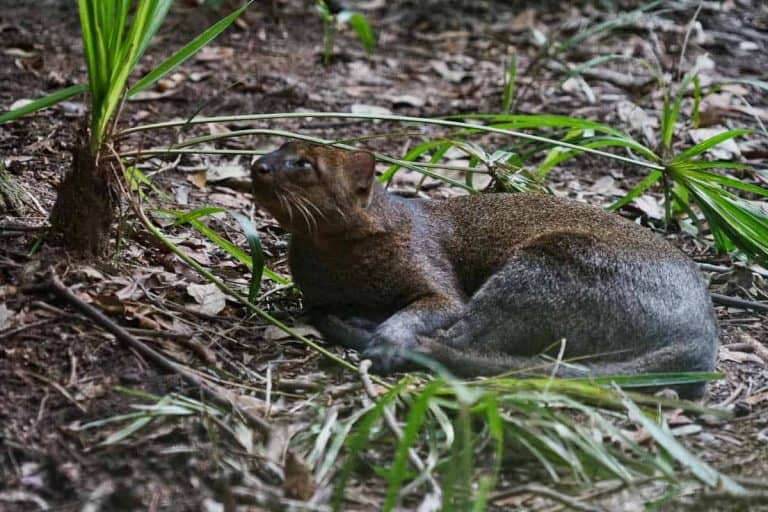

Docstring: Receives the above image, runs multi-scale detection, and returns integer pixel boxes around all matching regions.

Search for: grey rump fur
[252,142,719,398]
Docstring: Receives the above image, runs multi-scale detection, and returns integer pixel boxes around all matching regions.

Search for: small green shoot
[316,0,375,66]
[501,54,517,114]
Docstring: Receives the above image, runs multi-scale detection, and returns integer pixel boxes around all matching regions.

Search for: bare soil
[1,1,767,510]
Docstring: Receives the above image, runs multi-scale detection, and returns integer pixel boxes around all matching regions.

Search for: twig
[732,334,768,362]
[0,490,50,511]
[490,483,606,512]
[698,262,731,273]
[676,1,703,79]
[684,491,768,508]
[16,369,87,413]
[358,360,441,501]
[0,317,57,341]
[24,270,272,440]
[0,222,48,232]
[717,383,745,408]
[711,293,768,314]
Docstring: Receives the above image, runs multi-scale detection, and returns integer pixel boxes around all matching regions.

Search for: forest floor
[1,1,767,510]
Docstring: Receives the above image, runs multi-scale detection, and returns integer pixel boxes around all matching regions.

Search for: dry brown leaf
[589,176,625,196]
[720,346,766,366]
[510,8,536,30]
[195,46,233,62]
[263,323,322,342]
[187,171,207,190]
[90,293,125,314]
[429,60,467,83]
[616,100,658,147]
[0,304,16,331]
[207,162,247,182]
[0,285,18,302]
[632,195,663,220]
[208,192,250,209]
[350,103,392,116]
[698,92,733,127]
[382,93,426,108]
[282,451,315,501]
[745,390,768,406]
[186,283,226,316]
[128,89,177,101]
[124,303,161,330]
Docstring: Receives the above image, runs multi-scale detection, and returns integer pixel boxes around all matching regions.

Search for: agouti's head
[252,142,376,236]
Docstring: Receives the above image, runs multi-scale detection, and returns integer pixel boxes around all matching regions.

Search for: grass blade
[672,128,752,162]
[229,211,265,302]
[620,391,744,493]
[607,170,663,211]
[162,208,289,285]
[338,10,375,54]
[332,382,405,511]
[382,382,439,511]
[502,54,517,113]
[0,84,87,123]
[661,67,698,149]
[129,1,251,96]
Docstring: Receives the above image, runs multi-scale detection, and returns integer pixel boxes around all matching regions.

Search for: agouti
[252,142,718,398]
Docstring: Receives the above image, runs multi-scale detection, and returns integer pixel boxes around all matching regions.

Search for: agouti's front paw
[362,344,404,374]
[362,329,419,374]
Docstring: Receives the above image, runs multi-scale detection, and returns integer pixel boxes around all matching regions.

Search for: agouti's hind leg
[426,257,562,355]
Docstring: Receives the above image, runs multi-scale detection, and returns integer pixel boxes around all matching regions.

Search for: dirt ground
[1,1,767,510]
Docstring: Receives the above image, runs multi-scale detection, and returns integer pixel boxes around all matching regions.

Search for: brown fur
[252,142,718,397]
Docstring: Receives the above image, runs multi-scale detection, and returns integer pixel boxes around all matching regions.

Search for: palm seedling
[0,0,250,256]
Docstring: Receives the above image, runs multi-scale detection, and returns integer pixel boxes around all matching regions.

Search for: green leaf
[681,177,768,261]
[169,206,227,227]
[672,128,752,162]
[684,168,768,197]
[661,68,698,149]
[132,0,174,70]
[379,140,448,183]
[163,208,289,285]
[332,382,405,511]
[607,170,663,211]
[101,414,154,445]
[315,0,332,21]
[692,76,701,129]
[536,136,659,176]
[230,211,265,302]
[671,160,750,172]
[620,391,745,494]
[483,395,504,481]
[502,54,517,113]
[382,382,439,511]
[0,84,87,124]
[450,114,628,138]
[582,372,721,389]
[338,11,375,54]
[129,2,252,96]
[124,165,172,201]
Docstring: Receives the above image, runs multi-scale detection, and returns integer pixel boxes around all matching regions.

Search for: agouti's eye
[294,158,313,169]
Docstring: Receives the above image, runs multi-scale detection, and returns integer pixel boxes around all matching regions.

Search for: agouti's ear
[344,151,376,207]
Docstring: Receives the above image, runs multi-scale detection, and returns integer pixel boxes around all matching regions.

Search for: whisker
[276,191,294,224]
[283,188,316,235]
[282,185,322,235]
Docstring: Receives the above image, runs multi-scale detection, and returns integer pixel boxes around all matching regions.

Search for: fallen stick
[711,293,768,314]
[25,270,272,440]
